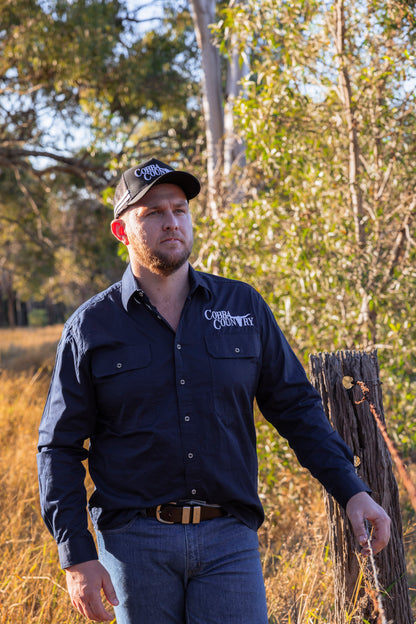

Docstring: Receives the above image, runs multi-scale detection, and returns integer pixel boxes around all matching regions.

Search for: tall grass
[0,326,64,372]
[0,326,414,623]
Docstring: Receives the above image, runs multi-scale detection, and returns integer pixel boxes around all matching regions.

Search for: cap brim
[127,170,200,207]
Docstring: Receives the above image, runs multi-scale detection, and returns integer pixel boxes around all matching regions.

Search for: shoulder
[194,269,261,298]
[195,271,269,316]
[192,269,272,328]
[63,280,122,338]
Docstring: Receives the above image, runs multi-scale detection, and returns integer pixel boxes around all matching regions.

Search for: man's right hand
[65,559,119,622]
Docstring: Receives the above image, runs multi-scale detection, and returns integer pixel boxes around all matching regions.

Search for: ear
[111,219,129,245]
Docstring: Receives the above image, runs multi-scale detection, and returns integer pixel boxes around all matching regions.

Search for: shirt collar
[188,265,212,300]
[121,263,212,311]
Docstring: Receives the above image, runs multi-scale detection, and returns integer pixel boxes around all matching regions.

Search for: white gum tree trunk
[189,0,224,218]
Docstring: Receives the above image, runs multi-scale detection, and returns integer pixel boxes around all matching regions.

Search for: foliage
[193,0,416,452]
[1,2,415,618]
[0,0,203,318]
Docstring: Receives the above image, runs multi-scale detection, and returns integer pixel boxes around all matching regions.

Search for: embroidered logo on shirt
[204,309,254,330]
[134,163,172,181]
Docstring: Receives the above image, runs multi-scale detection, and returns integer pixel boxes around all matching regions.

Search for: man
[37,158,390,624]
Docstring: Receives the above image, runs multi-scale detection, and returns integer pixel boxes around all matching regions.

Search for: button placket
[174,328,200,501]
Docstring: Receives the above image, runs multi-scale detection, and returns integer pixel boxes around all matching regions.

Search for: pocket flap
[92,344,151,378]
[205,334,260,359]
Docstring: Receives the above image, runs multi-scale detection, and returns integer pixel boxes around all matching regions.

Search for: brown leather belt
[146,503,226,525]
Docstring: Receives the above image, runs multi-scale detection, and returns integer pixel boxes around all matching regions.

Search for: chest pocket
[91,345,151,380]
[205,334,261,425]
[91,345,157,429]
[205,334,260,360]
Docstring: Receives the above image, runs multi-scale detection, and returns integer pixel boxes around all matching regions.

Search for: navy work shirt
[37,264,368,569]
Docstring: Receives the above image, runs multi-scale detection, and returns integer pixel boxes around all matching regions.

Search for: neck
[131,260,189,298]
[130,261,190,330]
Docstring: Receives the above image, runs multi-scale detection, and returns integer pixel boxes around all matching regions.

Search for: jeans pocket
[99,513,142,535]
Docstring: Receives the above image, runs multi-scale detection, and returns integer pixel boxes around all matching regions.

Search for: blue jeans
[96,514,269,624]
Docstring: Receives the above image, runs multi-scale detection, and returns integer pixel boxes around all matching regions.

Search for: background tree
[189,0,249,216]
[1,0,415,460]
[193,0,416,451]
[0,0,202,323]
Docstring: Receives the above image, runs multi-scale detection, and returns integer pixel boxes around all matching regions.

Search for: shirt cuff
[58,533,98,569]
[328,472,371,509]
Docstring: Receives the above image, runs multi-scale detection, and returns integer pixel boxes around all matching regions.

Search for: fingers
[346,491,391,556]
[366,512,391,555]
[102,571,120,608]
[71,593,113,622]
[71,590,114,622]
[66,560,118,622]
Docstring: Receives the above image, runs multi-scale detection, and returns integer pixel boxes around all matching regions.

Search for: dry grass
[0,325,64,372]
[0,367,82,623]
[0,326,414,623]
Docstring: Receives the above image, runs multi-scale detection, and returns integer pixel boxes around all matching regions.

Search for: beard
[143,245,192,275]
[130,232,193,276]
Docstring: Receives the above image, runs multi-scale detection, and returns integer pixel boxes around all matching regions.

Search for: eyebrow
[143,199,189,210]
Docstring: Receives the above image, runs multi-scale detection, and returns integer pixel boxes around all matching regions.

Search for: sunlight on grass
[0,325,63,372]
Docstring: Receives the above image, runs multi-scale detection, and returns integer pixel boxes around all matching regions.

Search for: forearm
[37,448,97,568]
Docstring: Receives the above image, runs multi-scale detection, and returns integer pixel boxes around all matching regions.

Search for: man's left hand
[346,491,391,556]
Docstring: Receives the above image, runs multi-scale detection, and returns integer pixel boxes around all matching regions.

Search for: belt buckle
[155,503,202,524]
[155,503,176,524]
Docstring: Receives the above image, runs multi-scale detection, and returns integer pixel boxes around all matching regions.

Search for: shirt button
[188,452,194,459]
[184,416,190,422]
[234,347,240,353]
[180,379,186,385]
[177,344,182,350]
[191,489,197,495]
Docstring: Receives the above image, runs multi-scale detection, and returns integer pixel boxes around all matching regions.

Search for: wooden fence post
[309,349,412,624]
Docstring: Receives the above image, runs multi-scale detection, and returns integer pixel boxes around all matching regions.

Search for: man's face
[118,183,194,276]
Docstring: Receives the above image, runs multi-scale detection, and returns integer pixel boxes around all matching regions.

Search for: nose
[163,210,179,230]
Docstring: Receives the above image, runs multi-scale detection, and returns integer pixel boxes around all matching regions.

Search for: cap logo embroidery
[135,163,172,182]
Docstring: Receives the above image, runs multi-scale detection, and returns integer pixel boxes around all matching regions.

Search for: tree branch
[334,0,365,249]
[380,196,416,290]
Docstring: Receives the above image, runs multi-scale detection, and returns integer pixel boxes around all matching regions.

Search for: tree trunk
[309,350,412,624]
[3,269,16,328]
[335,0,365,249]
[189,0,224,218]
[224,36,247,178]
[223,33,248,206]
[334,0,378,344]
